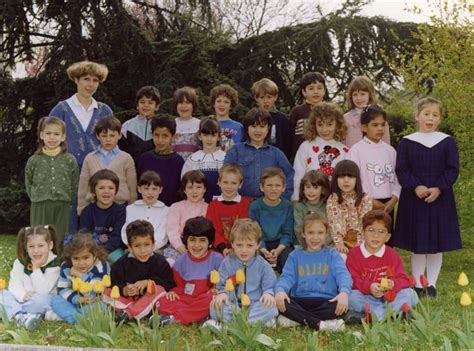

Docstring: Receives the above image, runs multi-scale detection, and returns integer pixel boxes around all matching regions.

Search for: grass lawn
[0,177,473,349]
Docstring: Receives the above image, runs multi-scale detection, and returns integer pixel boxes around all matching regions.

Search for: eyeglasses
[365,227,389,236]
[362,104,384,113]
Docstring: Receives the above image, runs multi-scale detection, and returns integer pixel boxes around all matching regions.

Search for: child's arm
[275,149,295,200]
[57,266,81,305]
[8,260,29,302]
[386,251,411,293]
[151,255,176,291]
[326,194,347,253]
[166,203,186,253]
[433,137,459,192]
[24,157,35,199]
[279,203,294,250]
[69,155,79,202]
[346,250,372,294]
[103,204,126,252]
[110,259,128,296]
[223,146,238,164]
[395,139,424,191]
[292,144,308,201]
[260,260,277,307]
[124,154,138,204]
[30,264,60,296]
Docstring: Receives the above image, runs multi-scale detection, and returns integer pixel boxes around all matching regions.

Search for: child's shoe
[15,312,43,331]
[344,310,365,325]
[201,319,222,331]
[159,315,176,327]
[277,315,300,328]
[319,319,345,332]
[45,310,62,321]
[414,287,425,298]
[264,318,277,329]
[115,311,130,325]
[426,286,437,298]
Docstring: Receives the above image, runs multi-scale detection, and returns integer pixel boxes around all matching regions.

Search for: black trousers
[263,240,293,273]
[282,296,338,329]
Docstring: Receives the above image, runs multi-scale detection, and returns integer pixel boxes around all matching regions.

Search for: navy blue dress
[393,136,461,253]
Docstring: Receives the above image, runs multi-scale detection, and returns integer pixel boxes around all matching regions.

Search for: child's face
[152,127,174,152]
[362,115,386,143]
[137,183,162,205]
[187,236,210,259]
[337,175,356,193]
[316,117,336,141]
[27,235,53,265]
[71,249,96,274]
[40,123,65,150]
[362,220,391,254]
[214,95,232,118]
[260,176,285,203]
[137,96,159,119]
[128,235,154,262]
[184,181,206,203]
[255,93,277,112]
[351,90,370,109]
[199,132,220,152]
[248,123,269,146]
[218,172,242,200]
[302,81,325,104]
[231,237,258,262]
[177,98,193,119]
[302,221,327,251]
[97,129,121,151]
[95,179,117,208]
[304,183,323,203]
[416,103,441,133]
[75,74,99,99]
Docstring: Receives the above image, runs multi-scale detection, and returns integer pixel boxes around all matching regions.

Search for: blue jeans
[349,288,419,320]
[0,290,52,320]
[210,301,278,324]
[51,295,105,324]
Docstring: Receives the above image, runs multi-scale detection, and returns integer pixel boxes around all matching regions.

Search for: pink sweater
[343,109,390,148]
[166,200,208,249]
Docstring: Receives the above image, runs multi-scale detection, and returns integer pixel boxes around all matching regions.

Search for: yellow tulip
[240,293,251,306]
[102,275,111,288]
[236,269,246,284]
[380,277,390,290]
[210,270,220,285]
[0,278,6,290]
[110,286,120,299]
[225,279,235,292]
[458,272,469,287]
[92,280,104,294]
[460,292,472,307]
[72,278,82,292]
[79,281,92,295]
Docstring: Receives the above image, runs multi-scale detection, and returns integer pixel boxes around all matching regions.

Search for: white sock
[426,253,443,287]
[410,253,427,288]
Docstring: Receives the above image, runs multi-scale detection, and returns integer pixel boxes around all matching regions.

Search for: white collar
[217,194,242,202]
[360,242,386,258]
[134,199,166,208]
[70,94,98,111]
[363,136,382,145]
[404,131,449,148]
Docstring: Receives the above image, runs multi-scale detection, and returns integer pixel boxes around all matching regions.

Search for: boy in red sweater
[206,164,252,255]
[346,210,418,321]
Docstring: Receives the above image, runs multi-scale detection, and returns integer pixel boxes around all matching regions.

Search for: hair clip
[44,225,49,229]
[363,104,384,113]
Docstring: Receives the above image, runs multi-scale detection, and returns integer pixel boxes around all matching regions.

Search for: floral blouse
[327,191,372,246]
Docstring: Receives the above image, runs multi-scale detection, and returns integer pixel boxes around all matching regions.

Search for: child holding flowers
[0,225,60,331]
[204,219,278,329]
[158,217,223,325]
[275,213,351,331]
[51,233,110,324]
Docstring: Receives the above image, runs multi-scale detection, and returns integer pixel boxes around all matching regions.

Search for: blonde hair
[251,78,279,97]
[416,97,443,115]
[230,219,262,243]
[259,167,285,186]
[219,163,243,182]
[346,76,377,110]
[35,116,67,154]
[301,213,328,249]
[17,225,58,265]
[66,61,108,83]
[304,102,347,142]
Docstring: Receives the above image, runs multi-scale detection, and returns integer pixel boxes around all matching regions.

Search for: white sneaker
[201,319,222,331]
[319,319,345,332]
[277,315,300,328]
[264,318,277,329]
[45,310,62,321]
[15,312,43,331]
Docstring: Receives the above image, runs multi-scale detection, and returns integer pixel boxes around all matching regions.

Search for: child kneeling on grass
[275,213,351,331]
[346,210,418,321]
[157,217,223,325]
[204,219,279,329]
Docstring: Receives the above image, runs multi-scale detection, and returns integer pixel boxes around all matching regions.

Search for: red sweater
[206,197,252,252]
[346,245,410,294]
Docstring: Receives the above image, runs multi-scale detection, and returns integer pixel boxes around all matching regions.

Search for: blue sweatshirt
[275,247,352,299]
[217,254,276,304]
[249,197,294,248]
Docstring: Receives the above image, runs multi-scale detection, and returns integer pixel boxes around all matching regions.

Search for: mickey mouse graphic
[318,145,341,176]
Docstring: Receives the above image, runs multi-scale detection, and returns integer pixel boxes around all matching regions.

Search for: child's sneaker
[344,310,365,325]
[45,310,62,321]
[201,319,222,331]
[264,318,277,329]
[277,315,300,328]
[159,315,176,327]
[15,312,43,331]
[319,319,345,332]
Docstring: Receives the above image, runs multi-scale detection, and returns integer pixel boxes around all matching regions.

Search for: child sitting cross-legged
[157,217,223,325]
[203,219,279,329]
[275,213,352,331]
[104,220,175,323]
[346,210,419,322]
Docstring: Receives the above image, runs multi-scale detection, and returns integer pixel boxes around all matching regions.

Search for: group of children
[2,60,461,332]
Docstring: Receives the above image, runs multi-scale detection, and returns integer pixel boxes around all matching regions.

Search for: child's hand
[415,185,429,199]
[123,284,137,297]
[166,291,180,301]
[23,291,34,301]
[69,267,83,278]
[329,292,349,316]
[260,293,276,308]
[260,248,273,260]
[275,291,290,312]
[212,293,228,309]
[177,245,187,254]
[335,243,348,254]
[134,280,149,295]
[78,296,99,304]
[223,248,232,256]
[31,255,48,270]
[424,187,440,203]
[370,283,385,298]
